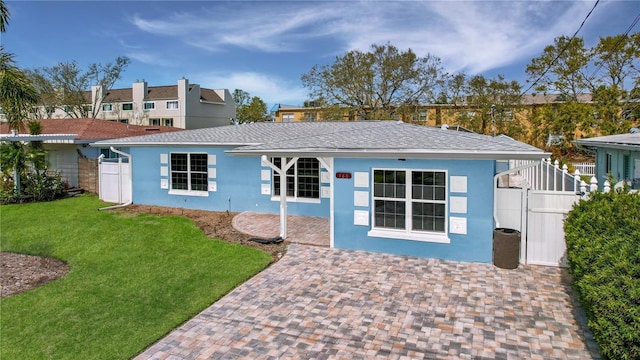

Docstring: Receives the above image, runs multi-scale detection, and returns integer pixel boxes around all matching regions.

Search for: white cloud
[336,1,594,75]
[126,52,176,67]
[197,71,308,108]
[130,1,602,79]
[131,4,344,53]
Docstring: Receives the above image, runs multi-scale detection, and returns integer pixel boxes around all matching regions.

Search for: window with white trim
[282,113,294,123]
[271,157,319,199]
[143,102,155,110]
[102,104,113,112]
[373,169,447,233]
[170,153,208,191]
[166,101,179,109]
[122,103,133,111]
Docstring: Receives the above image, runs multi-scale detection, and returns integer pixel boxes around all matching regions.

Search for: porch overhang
[256,154,335,247]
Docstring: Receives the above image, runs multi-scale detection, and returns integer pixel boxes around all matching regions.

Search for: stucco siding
[332,158,496,263]
[596,147,640,189]
[129,147,329,216]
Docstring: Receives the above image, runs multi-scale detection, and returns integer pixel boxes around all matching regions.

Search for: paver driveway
[136,244,599,359]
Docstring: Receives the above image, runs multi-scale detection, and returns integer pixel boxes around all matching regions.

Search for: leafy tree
[593,33,640,88]
[27,57,130,118]
[0,1,38,132]
[526,33,640,148]
[0,0,9,33]
[0,120,46,196]
[590,33,640,135]
[439,72,467,105]
[591,85,633,135]
[526,36,593,100]
[301,43,447,120]
[233,89,268,123]
[454,75,524,137]
[0,51,39,131]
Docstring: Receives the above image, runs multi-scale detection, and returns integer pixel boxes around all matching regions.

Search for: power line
[587,12,640,83]
[520,0,601,97]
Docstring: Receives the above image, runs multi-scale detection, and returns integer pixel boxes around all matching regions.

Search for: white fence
[495,159,608,267]
[572,162,596,176]
[507,158,605,195]
[99,158,131,204]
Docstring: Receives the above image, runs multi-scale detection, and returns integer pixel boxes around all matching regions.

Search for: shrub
[565,190,640,360]
[22,172,67,202]
[0,172,67,204]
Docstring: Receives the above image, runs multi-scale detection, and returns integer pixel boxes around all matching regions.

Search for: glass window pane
[191,173,208,191]
[412,185,422,199]
[297,158,319,198]
[374,200,405,229]
[171,173,188,190]
[170,153,188,172]
[190,154,208,172]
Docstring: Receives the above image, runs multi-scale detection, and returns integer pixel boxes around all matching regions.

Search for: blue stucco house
[94,121,547,263]
[574,131,640,190]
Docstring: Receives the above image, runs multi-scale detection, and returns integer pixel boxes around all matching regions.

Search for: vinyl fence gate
[98,158,131,204]
[494,159,584,267]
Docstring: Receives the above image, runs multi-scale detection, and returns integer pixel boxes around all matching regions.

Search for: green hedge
[565,190,640,360]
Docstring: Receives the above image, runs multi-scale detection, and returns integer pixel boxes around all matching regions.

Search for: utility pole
[491,104,496,137]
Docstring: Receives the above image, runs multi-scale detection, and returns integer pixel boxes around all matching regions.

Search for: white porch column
[261,155,297,239]
[317,157,334,248]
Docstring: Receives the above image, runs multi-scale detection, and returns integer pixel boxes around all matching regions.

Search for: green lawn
[0,196,272,359]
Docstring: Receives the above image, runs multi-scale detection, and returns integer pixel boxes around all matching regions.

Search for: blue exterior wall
[332,158,496,263]
[595,147,640,189]
[126,145,500,262]
[128,146,330,216]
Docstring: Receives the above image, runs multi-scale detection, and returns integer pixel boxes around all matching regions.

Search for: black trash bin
[493,228,521,269]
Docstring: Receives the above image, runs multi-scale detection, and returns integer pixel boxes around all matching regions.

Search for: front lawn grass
[0,195,272,359]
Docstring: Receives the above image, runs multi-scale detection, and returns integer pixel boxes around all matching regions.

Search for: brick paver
[232,212,329,247]
[136,244,599,359]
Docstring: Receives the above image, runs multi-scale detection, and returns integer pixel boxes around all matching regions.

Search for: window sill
[367,229,450,244]
[270,196,321,204]
[168,189,209,197]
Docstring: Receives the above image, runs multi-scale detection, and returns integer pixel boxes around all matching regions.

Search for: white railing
[571,162,596,176]
[508,158,582,192]
[501,158,634,200]
[504,158,596,198]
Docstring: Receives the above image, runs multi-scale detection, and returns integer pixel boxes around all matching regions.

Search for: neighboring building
[270,94,614,148]
[94,121,547,263]
[12,78,236,130]
[574,130,640,189]
[270,95,595,124]
[0,119,181,189]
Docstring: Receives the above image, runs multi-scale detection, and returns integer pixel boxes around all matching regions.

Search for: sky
[3,1,640,109]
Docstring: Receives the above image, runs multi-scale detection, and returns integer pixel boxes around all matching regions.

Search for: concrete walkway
[136,245,599,359]
[232,212,329,247]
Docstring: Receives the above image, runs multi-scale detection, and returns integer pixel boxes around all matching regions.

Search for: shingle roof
[84,85,224,103]
[95,121,547,160]
[574,132,640,149]
[0,119,182,142]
